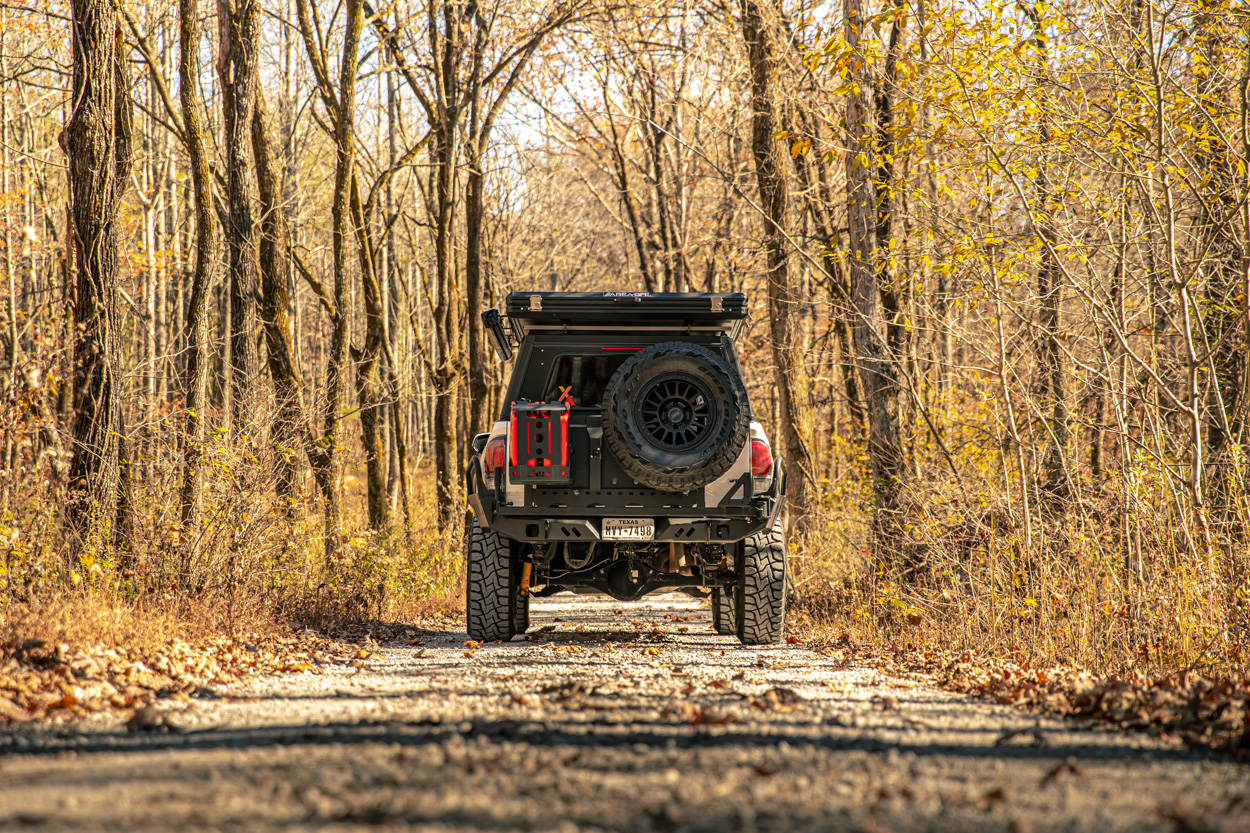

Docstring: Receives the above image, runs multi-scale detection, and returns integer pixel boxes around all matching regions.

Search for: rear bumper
[467,457,787,544]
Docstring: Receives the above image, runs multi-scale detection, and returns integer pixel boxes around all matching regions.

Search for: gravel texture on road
[1,593,1247,832]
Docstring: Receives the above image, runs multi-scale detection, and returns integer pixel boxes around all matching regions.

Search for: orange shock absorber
[520,560,533,596]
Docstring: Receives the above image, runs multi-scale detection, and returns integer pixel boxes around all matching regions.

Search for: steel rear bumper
[466,457,787,544]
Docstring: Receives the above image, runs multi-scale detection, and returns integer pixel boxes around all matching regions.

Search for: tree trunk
[431,58,461,524]
[178,0,217,533]
[845,0,907,561]
[322,0,363,559]
[217,0,264,436]
[739,0,815,530]
[465,142,489,442]
[65,1,133,552]
[385,66,400,511]
[875,0,906,361]
[1028,3,1069,500]
[1195,0,1248,542]
[349,174,388,532]
[252,90,300,499]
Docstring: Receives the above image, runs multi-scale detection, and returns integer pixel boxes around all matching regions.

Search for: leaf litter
[0,628,377,727]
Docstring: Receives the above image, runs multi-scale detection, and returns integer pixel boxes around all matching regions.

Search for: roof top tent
[502,291,748,339]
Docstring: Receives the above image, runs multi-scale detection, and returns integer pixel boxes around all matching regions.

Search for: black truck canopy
[503,291,747,337]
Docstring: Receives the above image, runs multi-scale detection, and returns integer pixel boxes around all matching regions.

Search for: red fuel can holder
[509,401,572,484]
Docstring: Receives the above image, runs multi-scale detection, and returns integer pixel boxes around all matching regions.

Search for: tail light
[751,439,773,476]
[482,435,507,475]
[751,438,774,493]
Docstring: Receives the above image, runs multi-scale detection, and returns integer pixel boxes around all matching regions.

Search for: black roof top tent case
[504,291,747,338]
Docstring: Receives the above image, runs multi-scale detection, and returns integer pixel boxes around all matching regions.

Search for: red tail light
[482,435,507,474]
[751,439,773,476]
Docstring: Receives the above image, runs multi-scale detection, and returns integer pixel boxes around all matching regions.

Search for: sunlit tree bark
[65,0,133,552]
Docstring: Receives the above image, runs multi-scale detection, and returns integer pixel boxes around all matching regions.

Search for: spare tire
[602,341,749,491]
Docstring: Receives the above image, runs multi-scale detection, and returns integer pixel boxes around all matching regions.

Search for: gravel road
[1,593,1247,832]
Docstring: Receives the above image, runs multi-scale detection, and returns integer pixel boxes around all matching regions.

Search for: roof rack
[503,291,747,338]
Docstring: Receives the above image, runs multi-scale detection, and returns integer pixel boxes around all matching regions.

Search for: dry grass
[0,434,466,725]
[791,480,1250,681]
[0,428,465,678]
[786,456,1250,754]
[0,595,264,661]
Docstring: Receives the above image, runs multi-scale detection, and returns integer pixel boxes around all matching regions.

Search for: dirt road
[1,593,1246,832]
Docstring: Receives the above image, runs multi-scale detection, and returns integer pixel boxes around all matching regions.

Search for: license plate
[602,518,654,540]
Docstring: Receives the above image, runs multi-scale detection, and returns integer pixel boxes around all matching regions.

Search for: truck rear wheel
[466,517,516,642]
[711,585,734,635]
[736,519,787,645]
[515,584,530,635]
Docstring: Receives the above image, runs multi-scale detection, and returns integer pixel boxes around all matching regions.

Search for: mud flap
[465,456,492,527]
[764,457,787,529]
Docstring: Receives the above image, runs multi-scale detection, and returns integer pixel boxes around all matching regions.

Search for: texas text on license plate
[602,518,655,540]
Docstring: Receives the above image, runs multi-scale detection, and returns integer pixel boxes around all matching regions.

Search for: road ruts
[1,593,1247,832]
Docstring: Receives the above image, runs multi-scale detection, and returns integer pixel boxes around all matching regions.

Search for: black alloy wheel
[638,376,717,451]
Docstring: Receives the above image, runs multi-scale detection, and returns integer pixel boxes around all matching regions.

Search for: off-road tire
[466,518,515,642]
[602,341,749,491]
[515,588,530,635]
[711,585,735,635]
[736,519,787,645]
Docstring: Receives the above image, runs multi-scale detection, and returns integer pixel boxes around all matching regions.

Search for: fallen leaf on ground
[978,786,1011,809]
[663,700,698,721]
[465,719,519,739]
[747,687,805,712]
[995,728,1049,747]
[1159,800,1250,833]
[125,705,167,733]
[1043,757,1086,783]
[689,706,737,727]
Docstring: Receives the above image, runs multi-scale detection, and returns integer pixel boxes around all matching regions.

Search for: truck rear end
[465,292,788,645]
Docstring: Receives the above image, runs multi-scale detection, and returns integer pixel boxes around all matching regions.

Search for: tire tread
[711,584,735,635]
[736,519,787,645]
[466,518,515,642]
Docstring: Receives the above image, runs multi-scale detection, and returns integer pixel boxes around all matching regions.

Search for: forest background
[0,0,1247,682]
